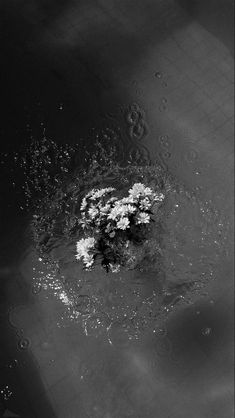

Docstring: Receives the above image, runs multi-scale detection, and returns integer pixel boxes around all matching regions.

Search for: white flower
[139,197,151,210]
[120,197,134,204]
[76,237,96,269]
[129,183,145,198]
[109,263,120,273]
[80,197,87,211]
[89,187,116,200]
[135,212,150,224]
[107,204,124,220]
[78,218,88,229]
[85,189,96,199]
[83,254,94,268]
[88,205,99,218]
[144,187,153,196]
[116,217,130,230]
[129,183,153,199]
[76,237,96,259]
[125,204,136,214]
[100,203,111,215]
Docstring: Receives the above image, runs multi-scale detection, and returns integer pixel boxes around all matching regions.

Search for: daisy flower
[109,263,120,273]
[76,237,96,269]
[120,196,135,205]
[143,187,153,196]
[125,204,136,214]
[83,254,94,268]
[80,197,87,211]
[135,212,150,224]
[100,203,112,215]
[88,205,99,218]
[107,204,124,220]
[139,197,151,210]
[76,237,96,259]
[128,183,146,198]
[89,187,116,200]
[116,217,130,230]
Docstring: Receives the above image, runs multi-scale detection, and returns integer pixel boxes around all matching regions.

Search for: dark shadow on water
[165,298,234,372]
[0,0,203,151]
[0,316,57,418]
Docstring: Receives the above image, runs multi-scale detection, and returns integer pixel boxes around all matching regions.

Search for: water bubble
[8,359,19,369]
[155,71,162,79]
[17,338,30,350]
[0,385,13,401]
[158,135,170,149]
[201,327,212,336]
[127,109,139,125]
[161,151,171,160]
[161,97,168,104]
[153,326,167,337]
[161,81,168,87]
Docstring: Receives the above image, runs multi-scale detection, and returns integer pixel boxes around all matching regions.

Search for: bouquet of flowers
[75,183,164,272]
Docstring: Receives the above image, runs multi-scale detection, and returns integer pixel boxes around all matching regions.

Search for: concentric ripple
[9,124,231,343]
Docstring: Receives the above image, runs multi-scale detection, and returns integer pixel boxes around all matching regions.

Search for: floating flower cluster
[75,183,164,271]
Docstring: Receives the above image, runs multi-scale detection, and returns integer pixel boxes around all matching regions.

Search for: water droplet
[161,97,168,104]
[8,359,19,369]
[17,338,30,350]
[158,135,170,149]
[161,81,168,87]
[32,283,42,294]
[202,327,212,336]
[154,326,167,337]
[161,151,171,160]
[155,71,162,79]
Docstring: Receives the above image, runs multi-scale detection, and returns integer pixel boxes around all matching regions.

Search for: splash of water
[2,112,230,343]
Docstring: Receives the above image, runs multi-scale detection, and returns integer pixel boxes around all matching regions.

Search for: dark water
[0,1,234,417]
